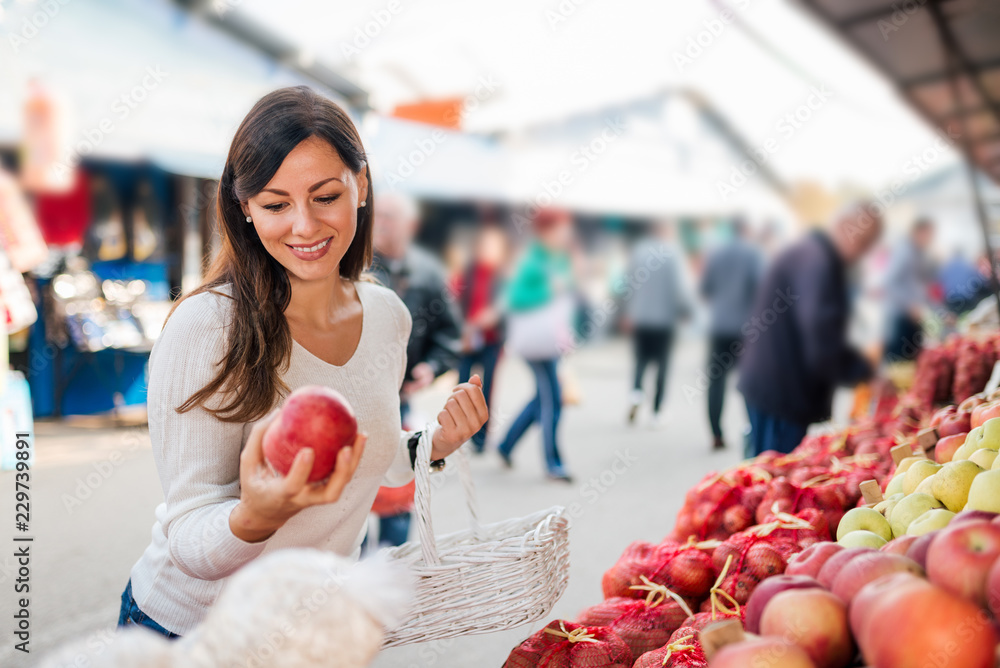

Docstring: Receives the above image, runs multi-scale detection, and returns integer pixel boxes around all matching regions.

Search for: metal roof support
[927,0,1000,321]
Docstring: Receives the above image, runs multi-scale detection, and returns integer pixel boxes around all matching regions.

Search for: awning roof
[794,0,1000,184]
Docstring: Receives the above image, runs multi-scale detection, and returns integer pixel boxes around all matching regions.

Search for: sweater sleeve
[146,291,271,581]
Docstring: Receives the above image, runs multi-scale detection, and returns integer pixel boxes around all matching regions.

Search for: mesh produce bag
[953,337,997,403]
[503,620,633,668]
[577,578,695,657]
[601,540,716,601]
[672,467,771,541]
[632,633,708,668]
[710,529,800,606]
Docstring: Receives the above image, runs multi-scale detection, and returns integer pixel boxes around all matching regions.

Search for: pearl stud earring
[246,216,252,223]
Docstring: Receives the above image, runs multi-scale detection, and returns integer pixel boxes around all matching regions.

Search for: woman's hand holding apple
[230,414,367,543]
[431,375,489,460]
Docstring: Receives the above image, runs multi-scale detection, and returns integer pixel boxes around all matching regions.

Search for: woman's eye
[262,203,287,212]
[315,195,339,204]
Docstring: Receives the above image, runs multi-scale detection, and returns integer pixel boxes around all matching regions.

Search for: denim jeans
[498,358,568,476]
[744,400,809,458]
[118,578,181,639]
[457,342,502,450]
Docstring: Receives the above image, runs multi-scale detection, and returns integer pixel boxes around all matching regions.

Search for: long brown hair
[174,86,374,422]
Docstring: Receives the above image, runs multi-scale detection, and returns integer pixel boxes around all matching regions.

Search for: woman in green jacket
[497,209,575,482]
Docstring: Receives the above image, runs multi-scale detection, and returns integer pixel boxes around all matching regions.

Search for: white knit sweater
[128,280,417,636]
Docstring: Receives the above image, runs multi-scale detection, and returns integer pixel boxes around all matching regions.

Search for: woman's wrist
[229,501,282,544]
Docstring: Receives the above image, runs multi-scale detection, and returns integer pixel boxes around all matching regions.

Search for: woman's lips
[286,237,333,261]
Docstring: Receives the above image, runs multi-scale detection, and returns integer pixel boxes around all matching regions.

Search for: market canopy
[794,0,1000,186]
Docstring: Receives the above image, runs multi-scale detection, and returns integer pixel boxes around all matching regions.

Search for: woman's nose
[290,207,323,238]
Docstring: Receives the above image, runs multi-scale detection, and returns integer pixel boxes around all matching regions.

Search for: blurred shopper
[452,224,508,453]
[370,191,462,546]
[699,217,762,449]
[624,221,692,428]
[883,218,936,362]
[498,208,576,482]
[738,202,882,456]
[940,249,989,317]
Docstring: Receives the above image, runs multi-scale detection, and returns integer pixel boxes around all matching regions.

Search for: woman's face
[243,135,368,283]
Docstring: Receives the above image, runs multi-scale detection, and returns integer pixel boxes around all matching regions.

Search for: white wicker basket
[380,428,571,648]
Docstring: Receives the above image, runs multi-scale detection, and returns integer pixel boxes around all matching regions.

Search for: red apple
[935,433,968,464]
[786,542,844,579]
[931,404,957,428]
[851,572,996,668]
[972,401,1000,429]
[906,530,940,570]
[830,552,924,604]
[816,547,874,589]
[986,558,1000,617]
[744,574,823,634]
[262,385,358,483]
[961,394,987,414]
[927,520,1000,608]
[952,509,999,526]
[939,411,972,437]
[710,637,817,668]
[879,535,917,555]
[760,589,853,668]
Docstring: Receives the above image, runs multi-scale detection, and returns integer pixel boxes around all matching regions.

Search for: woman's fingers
[241,412,277,469]
[438,406,458,437]
[319,443,358,504]
[452,390,483,433]
[283,447,315,493]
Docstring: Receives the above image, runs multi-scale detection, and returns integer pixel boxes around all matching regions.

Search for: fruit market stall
[503,330,1000,668]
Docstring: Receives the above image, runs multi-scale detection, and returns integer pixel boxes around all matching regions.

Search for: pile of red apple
[727,510,1000,667]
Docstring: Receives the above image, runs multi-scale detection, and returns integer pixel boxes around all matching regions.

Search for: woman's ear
[239,201,251,220]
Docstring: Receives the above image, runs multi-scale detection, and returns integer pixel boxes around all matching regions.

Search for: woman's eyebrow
[260,177,344,197]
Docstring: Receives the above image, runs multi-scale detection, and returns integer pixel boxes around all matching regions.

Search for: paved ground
[0,336,821,667]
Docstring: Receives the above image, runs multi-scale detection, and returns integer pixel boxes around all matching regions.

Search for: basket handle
[413,426,484,566]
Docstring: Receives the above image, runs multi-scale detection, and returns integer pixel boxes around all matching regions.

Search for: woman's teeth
[292,238,331,252]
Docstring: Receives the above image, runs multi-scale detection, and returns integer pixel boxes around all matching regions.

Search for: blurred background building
[0,0,997,422]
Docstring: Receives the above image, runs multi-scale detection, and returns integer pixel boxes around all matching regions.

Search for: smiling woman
[117,86,488,639]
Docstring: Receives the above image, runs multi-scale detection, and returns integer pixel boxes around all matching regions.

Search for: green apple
[966,469,1000,513]
[897,456,926,474]
[932,460,985,512]
[903,460,943,495]
[890,493,944,538]
[837,507,894,542]
[915,474,937,496]
[906,508,956,535]
[838,530,888,549]
[980,417,1000,450]
[874,493,905,520]
[992,454,1000,470]
[970,448,998,470]
[885,473,905,497]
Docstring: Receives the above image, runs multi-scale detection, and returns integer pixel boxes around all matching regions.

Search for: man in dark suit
[738,202,883,456]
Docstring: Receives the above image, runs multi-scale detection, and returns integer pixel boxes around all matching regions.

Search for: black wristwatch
[407,431,446,472]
